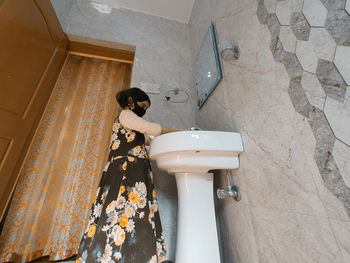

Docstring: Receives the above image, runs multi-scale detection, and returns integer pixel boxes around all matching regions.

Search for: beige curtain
[0,55,129,262]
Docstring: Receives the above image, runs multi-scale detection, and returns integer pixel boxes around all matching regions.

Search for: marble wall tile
[265,0,277,13]
[325,10,350,46]
[307,107,335,170]
[330,220,350,262]
[296,40,319,73]
[270,38,286,63]
[333,139,350,188]
[209,1,328,218]
[301,71,326,110]
[287,0,304,11]
[218,202,260,263]
[346,0,350,14]
[276,0,292,25]
[318,183,350,221]
[346,86,350,103]
[189,0,212,25]
[189,0,350,261]
[309,28,337,62]
[279,26,297,53]
[334,46,350,85]
[288,77,312,116]
[209,0,255,20]
[240,110,329,217]
[320,154,350,216]
[268,14,281,39]
[321,0,347,9]
[316,59,347,101]
[324,97,350,146]
[290,12,311,41]
[303,0,328,27]
[251,206,344,263]
[257,0,270,24]
[282,51,303,77]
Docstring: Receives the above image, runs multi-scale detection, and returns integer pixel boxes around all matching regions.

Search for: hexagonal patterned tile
[334,46,350,85]
[333,139,350,188]
[324,97,350,146]
[282,52,303,78]
[321,0,347,10]
[257,0,270,24]
[270,38,285,63]
[346,86,350,103]
[309,28,336,61]
[290,12,311,41]
[301,71,326,109]
[288,0,304,12]
[268,14,281,39]
[316,59,347,101]
[346,0,350,15]
[325,10,350,46]
[265,0,277,13]
[288,77,312,116]
[280,26,297,53]
[276,1,292,25]
[303,0,328,27]
[296,40,318,73]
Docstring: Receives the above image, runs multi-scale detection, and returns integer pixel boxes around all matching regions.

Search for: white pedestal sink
[149,131,243,263]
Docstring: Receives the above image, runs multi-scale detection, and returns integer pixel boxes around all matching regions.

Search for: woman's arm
[160,126,186,135]
[119,110,186,136]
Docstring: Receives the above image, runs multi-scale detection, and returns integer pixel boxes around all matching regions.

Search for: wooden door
[0,0,69,219]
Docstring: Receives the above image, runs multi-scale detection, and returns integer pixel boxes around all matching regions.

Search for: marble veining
[190,0,350,261]
[256,0,350,219]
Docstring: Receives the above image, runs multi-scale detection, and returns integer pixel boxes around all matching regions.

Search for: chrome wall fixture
[164,88,189,103]
[217,170,241,201]
[218,40,240,61]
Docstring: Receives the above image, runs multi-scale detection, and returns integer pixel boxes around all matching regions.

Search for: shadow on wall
[213,170,236,263]
[151,160,178,261]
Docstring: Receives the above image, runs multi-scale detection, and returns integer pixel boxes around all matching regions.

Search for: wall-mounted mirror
[194,22,222,110]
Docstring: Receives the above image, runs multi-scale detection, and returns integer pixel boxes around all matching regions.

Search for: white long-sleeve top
[119,109,162,137]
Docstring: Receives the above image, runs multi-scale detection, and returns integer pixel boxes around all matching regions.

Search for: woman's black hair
[116,87,151,108]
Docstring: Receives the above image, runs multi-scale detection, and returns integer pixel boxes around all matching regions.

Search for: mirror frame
[196,22,223,110]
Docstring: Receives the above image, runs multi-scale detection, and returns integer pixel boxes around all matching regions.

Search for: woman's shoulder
[119,109,138,119]
[120,109,132,114]
[119,109,133,119]
[114,109,129,123]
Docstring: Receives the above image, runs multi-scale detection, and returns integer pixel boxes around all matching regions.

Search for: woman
[75,87,184,263]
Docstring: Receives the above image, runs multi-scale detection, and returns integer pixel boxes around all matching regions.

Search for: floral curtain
[0,55,129,262]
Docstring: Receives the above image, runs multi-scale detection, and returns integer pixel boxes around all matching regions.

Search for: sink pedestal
[149,130,243,262]
[175,172,220,263]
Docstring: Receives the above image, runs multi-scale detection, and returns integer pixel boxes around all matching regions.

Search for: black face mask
[132,103,146,117]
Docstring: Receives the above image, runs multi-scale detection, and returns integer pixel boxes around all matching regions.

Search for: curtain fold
[0,55,129,262]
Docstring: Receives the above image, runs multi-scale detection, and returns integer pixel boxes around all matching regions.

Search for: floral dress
[75,114,167,263]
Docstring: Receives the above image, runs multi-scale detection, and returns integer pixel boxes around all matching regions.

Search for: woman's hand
[160,126,189,134]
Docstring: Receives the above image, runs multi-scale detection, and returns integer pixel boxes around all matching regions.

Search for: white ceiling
[90,0,195,23]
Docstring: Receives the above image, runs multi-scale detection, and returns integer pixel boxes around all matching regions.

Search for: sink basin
[149,130,244,263]
[149,130,243,173]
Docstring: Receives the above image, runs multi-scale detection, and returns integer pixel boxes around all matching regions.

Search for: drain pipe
[217,170,241,201]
